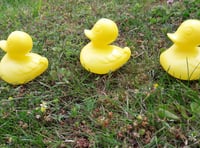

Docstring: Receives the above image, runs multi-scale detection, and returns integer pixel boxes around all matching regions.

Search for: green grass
[0,0,200,147]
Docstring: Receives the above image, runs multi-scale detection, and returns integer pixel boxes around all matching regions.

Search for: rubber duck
[80,18,131,74]
[160,19,200,80]
[0,31,48,85]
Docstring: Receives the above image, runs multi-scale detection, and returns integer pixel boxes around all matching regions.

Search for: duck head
[0,31,33,57]
[167,19,200,46]
[84,18,118,45]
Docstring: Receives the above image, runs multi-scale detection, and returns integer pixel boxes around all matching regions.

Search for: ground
[0,0,200,147]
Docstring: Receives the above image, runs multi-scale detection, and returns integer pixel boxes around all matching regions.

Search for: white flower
[167,0,174,4]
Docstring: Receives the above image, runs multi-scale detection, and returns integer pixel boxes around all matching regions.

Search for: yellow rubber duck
[0,31,48,85]
[160,19,200,80]
[80,18,131,74]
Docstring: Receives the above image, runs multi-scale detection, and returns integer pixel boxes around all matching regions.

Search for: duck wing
[18,53,48,74]
[102,46,131,63]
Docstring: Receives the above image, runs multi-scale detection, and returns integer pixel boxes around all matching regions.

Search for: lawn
[0,0,200,147]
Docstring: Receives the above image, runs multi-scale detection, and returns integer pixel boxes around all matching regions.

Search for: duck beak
[167,33,178,43]
[84,29,94,40]
[0,40,7,52]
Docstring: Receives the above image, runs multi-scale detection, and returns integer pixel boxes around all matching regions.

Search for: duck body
[160,45,200,80]
[80,42,131,74]
[160,19,200,80]
[0,31,48,85]
[0,53,48,85]
[80,18,131,74]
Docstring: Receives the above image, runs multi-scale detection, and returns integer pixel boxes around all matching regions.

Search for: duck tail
[123,47,131,55]
[40,57,49,68]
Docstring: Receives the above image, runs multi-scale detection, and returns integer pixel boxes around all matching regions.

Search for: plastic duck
[80,18,131,74]
[0,31,48,85]
[160,19,200,80]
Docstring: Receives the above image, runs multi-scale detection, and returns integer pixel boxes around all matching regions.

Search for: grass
[0,0,200,147]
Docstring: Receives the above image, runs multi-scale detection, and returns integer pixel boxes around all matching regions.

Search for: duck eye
[94,25,101,33]
[184,27,193,36]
